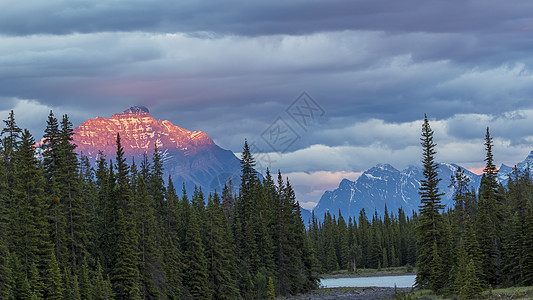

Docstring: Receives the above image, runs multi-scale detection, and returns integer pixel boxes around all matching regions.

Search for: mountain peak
[71,107,241,197]
[123,105,150,114]
[339,178,354,188]
[111,106,152,120]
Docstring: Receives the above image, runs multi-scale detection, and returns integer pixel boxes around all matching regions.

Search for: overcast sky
[3,0,533,209]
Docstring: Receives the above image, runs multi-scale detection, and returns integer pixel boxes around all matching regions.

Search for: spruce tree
[135,176,159,299]
[1,110,22,160]
[93,260,114,300]
[111,134,142,300]
[522,206,533,285]
[233,140,262,295]
[459,259,483,299]
[58,114,87,270]
[206,192,239,299]
[78,258,93,300]
[12,129,54,297]
[416,115,446,291]
[162,176,183,299]
[150,145,166,223]
[44,251,64,300]
[502,213,524,285]
[0,242,13,299]
[476,127,504,285]
[112,209,141,300]
[184,204,211,299]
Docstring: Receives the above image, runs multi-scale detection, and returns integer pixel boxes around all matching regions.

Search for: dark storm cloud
[2,0,533,37]
[4,0,533,206]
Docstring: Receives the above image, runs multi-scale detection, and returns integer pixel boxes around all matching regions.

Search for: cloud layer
[3,0,533,207]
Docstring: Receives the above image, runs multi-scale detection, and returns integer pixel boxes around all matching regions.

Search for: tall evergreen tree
[416,115,446,291]
[476,127,504,285]
[58,114,87,270]
[184,204,212,299]
[11,129,54,296]
[44,251,64,300]
[1,110,22,160]
[205,192,239,299]
[522,206,533,285]
[135,176,159,299]
[111,134,142,300]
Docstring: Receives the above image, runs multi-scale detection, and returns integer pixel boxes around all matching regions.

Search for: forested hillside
[0,111,318,299]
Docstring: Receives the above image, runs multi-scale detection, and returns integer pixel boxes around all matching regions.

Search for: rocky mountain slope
[312,151,533,220]
[73,106,241,194]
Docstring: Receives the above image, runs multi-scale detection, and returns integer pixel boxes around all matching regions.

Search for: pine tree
[41,112,69,269]
[93,260,114,300]
[184,205,211,299]
[337,211,349,269]
[162,176,183,299]
[233,140,262,296]
[42,110,60,183]
[44,251,64,300]
[64,269,81,300]
[502,213,523,285]
[476,127,504,285]
[135,176,159,299]
[459,259,483,299]
[416,115,446,291]
[11,129,54,298]
[522,206,533,285]
[161,235,183,300]
[112,209,141,300]
[0,242,13,299]
[463,218,483,283]
[111,134,141,300]
[150,145,166,224]
[1,110,22,217]
[78,258,93,300]
[1,110,22,159]
[29,262,44,299]
[58,114,87,270]
[206,192,238,299]
[20,276,36,300]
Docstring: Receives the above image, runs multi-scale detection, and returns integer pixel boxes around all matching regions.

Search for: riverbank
[411,286,533,299]
[277,286,411,300]
[321,266,416,279]
[322,271,416,279]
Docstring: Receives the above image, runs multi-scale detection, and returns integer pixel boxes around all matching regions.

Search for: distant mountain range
[70,106,533,223]
[312,151,533,221]
[72,106,242,194]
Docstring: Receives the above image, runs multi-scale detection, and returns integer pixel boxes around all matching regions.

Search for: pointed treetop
[484,127,497,177]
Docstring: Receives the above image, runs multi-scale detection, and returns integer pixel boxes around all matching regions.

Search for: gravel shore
[277,287,411,300]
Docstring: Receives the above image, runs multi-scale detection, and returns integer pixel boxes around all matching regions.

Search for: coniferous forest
[309,116,533,298]
[413,116,533,298]
[0,110,318,299]
[1,109,533,300]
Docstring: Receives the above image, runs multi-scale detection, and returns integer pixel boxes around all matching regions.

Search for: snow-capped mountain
[312,162,484,220]
[497,151,533,185]
[73,106,241,194]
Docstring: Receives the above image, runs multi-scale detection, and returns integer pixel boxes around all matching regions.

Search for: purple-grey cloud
[3,0,533,208]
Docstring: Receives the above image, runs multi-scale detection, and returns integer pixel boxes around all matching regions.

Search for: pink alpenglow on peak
[74,106,214,160]
[72,106,241,194]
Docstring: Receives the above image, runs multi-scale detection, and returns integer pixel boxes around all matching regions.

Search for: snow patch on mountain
[313,154,532,221]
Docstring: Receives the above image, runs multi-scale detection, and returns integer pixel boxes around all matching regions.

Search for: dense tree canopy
[0,112,317,299]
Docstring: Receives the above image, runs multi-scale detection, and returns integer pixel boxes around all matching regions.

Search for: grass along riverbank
[322,266,416,279]
[399,286,533,299]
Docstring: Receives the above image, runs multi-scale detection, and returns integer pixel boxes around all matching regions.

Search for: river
[320,274,416,288]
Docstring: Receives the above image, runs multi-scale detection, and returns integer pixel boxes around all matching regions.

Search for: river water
[320,274,416,288]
